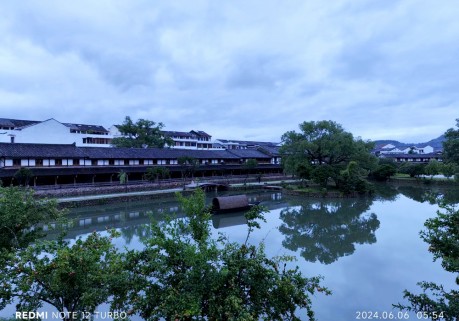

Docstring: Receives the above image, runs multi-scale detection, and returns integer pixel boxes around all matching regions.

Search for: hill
[373,135,445,151]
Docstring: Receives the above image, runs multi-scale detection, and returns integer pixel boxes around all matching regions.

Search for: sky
[0,0,458,143]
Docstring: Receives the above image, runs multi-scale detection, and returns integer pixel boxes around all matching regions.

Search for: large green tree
[280,120,377,192]
[443,119,459,164]
[394,198,459,320]
[111,116,173,148]
[111,189,330,320]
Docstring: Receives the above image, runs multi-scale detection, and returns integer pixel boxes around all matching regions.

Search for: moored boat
[211,195,259,214]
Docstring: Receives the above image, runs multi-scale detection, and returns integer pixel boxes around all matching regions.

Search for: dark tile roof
[162,131,194,138]
[0,143,241,160]
[63,123,109,133]
[191,130,211,138]
[226,149,271,159]
[0,143,83,158]
[216,139,279,147]
[0,118,40,128]
[381,153,442,158]
[257,146,280,156]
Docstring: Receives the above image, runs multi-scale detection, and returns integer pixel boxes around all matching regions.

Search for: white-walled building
[0,118,113,147]
[378,145,435,155]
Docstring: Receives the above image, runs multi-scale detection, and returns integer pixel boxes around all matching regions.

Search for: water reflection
[279,198,380,264]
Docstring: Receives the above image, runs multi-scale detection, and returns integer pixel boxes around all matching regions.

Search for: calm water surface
[2,186,457,320]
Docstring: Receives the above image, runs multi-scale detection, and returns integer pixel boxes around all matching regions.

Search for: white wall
[0,119,113,147]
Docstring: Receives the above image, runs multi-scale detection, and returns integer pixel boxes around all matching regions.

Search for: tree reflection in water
[279,198,380,264]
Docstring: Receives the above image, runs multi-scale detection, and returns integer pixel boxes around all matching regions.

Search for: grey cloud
[0,0,458,142]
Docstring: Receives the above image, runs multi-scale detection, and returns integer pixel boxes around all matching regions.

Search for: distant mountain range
[373,135,445,151]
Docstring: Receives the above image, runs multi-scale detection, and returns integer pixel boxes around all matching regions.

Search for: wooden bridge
[185,181,229,191]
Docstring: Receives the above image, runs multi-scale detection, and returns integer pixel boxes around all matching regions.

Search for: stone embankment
[33,175,289,206]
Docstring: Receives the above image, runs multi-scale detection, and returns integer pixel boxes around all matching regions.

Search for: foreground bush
[112,189,330,321]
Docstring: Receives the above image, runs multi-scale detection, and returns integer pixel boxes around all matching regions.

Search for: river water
[1,185,457,321]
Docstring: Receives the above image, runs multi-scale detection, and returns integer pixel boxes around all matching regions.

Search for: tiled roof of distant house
[0,118,40,129]
[162,131,194,138]
[0,143,247,160]
[191,130,212,138]
[0,143,83,158]
[63,123,109,133]
[226,149,271,159]
[216,139,279,147]
[257,146,281,156]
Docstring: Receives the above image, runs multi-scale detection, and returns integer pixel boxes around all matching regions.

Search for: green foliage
[178,156,199,182]
[117,170,127,184]
[441,163,457,179]
[112,189,329,320]
[311,164,335,188]
[337,161,372,194]
[398,162,426,178]
[280,120,377,193]
[244,158,258,170]
[13,167,34,186]
[111,116,173,148]
[425,160,441,179]
[370,163,397,181]
[145,166,170,182]
[443,119,459,165]
[394,199,459,320]
[0,230,125,318]
[0,187,65,252]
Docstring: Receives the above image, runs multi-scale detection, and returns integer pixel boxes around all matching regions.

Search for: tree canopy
[0,187,65,253]
[394,198,459,320]
[443,118,459,165]
[280,120,377,193]
[111,116,173,148]
[0,231,124,320]
[0,189,330,321]
[111,189,330,320]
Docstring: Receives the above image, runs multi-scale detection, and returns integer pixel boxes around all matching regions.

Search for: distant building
[162,130,215,150]
[0,142,281,186]
[0,118,112,147]
[1,117,280,153]
[213,139,280,150]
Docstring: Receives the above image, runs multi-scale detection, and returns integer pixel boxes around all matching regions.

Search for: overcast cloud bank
[0,0,458,142]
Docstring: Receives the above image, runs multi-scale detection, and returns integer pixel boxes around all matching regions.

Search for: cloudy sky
[0,1,458,143]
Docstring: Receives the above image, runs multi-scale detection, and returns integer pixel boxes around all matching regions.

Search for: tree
[0,187,65,253]
[280,120,377,193]
[243,159,258,184]
[0,231,125,321]
[111,116,173,148]
[441,162,458,180]
[370,163,397,181]
[178,156,199,186]
[394,198,459,320]
[13,167,34,186]
[111,189,330,320]
[399,162,426,178]
[425,160,441,179]
[145,166,170,186]
[443,119,459,164]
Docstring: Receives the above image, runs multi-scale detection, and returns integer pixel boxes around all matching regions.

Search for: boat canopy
[212,195,249,211]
